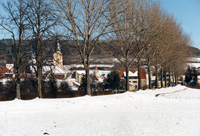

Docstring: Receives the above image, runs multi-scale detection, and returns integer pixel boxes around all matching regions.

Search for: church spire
[56,34,61,51]
[57,39,61,51]
[53,34,63,68]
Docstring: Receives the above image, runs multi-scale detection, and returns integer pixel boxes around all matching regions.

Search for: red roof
[119,69,146,79]
[0,67,10,78]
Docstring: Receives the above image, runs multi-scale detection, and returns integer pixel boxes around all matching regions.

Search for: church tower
[53,38,63,68]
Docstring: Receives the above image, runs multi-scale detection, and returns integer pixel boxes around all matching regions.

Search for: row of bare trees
[52,0,192,92]
[0,0,56,99]
[0,0,192,99]
[107,0,192,90]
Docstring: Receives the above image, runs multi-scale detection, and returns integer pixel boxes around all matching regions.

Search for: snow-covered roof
[30,66,67,74]
[64,78,76,82]
[180,75,185,78]
[124,71,138,77]
[5,72,13,74]
[69,64,114,68]
[76,70,87,75]
[129,82,136,86]
[71,86,79,91]
[187,63,200,68]
[76,70,111,76]
[63,64,114,72]
[43,66,66,74]
[73,82,80,86]
[0,78,12,83]
[98,71,111,76]
[188,57,200,62]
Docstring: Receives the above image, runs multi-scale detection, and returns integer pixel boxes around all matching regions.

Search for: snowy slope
[0,85,200,136]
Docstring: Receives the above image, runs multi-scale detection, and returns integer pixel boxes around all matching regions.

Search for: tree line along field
[0,0,196,100]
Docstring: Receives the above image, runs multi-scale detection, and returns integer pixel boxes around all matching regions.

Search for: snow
[55,78,76,82]
[0,85,200,136]
[76,70,88,75]
[188,63,200,68]
[0,78,12,83]
[76,70,111,76]
[188,57,200,62]
[129,82,136,86]
[63,64,114,71]
[30,66,67,74]
[73,82,80,86]
[124,71,138,77]
[64,78,76,82]
[187,57,200,68]
[42,66,66,74]
[66,64,114,68]
[71,86,79,91]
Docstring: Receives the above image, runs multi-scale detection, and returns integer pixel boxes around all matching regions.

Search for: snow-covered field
[0,85,200,136]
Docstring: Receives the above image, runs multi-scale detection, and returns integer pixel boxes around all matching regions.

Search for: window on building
[129,76,137,79]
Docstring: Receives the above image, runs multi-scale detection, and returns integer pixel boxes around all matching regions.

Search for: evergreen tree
[185,66,198,86]
[185,66,192,84]
[106,71,120,90]
[79,75,87,94]
[191,67,198,86]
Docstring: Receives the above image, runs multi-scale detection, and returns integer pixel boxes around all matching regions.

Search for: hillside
[190,46,200,56]
[1,39,200,64]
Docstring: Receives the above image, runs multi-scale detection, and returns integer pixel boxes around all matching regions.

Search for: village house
[69,65,114,84]
[119,69,147,91]
[29,39,71,89]
[0,67,13,85]
[187,57,200,85]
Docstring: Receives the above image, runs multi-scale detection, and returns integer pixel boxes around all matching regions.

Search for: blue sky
[0,0,200,49]
[159,0,200,49]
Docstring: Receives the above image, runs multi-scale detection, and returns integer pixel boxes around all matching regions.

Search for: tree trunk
[161,66,163,88]
[155,66,158,89]
[16,16,23,99]
[125,67,129,91]
[164,70,167,88]
[137,60,141,90]
[37,67,43,98]
[175,73,178,86]
[147,60,152,89]
[16,79,21,99]
[85,67,91,95]
[16,54,21,99]
[148,69,152,89]
[172,71,175,86]
[169,70,171,87]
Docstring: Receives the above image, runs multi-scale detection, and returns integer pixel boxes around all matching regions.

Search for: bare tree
[109,0,162,91]
[0,0,28,99]
[134,0,164,90]
[26,0,56,98]
[52,0,123,95]
[148,12,192,88]
[108,0,140,91]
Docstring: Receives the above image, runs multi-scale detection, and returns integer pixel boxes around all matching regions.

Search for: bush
[21,78,37,93]
[79,75,87,93]
[106,71,120,90]
[0,82,4,93]
[0,80,16,100]
[59,82,71,91]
